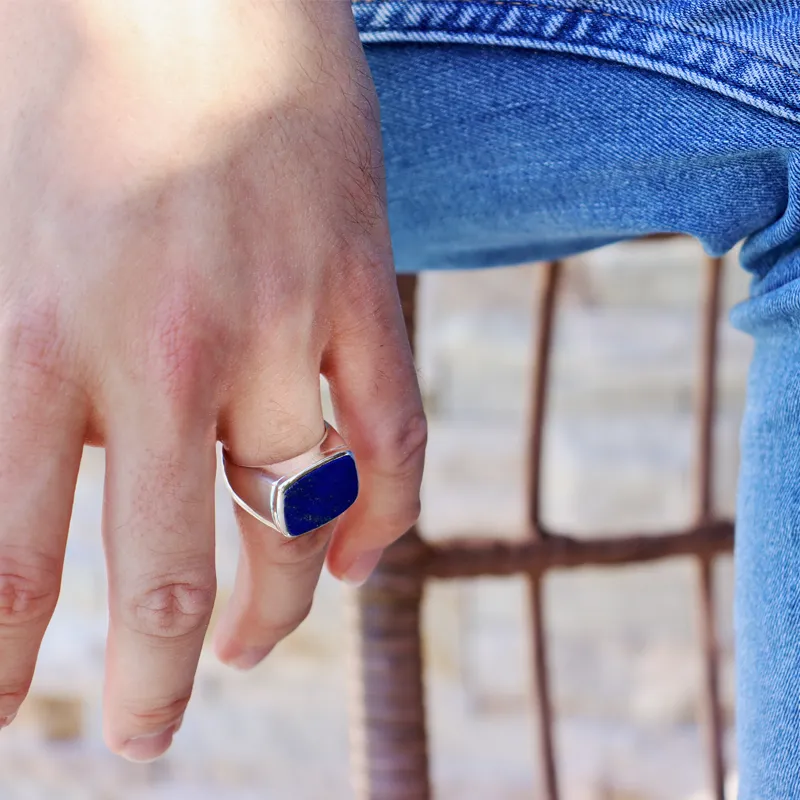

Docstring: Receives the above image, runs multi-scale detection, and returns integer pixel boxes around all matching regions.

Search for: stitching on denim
[353,0,800,80]
[359,26,800,113]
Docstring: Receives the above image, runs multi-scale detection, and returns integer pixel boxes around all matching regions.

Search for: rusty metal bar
[348,531,431,800]
[346,248,735,799]
[527,262,562,531]
[696,259,724,520]
[526,262,563,800]
[348,275,431,800]
[529,581,555,799]
[425,520,734,578]
[695,256,727,800]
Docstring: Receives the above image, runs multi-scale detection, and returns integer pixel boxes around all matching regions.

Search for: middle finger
[102,397,217,762]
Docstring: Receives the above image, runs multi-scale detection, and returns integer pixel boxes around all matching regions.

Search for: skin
[0,0,425,762]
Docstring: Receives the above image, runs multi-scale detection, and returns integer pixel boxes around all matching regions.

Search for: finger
[0,313,86,725]
[323,270,426,586]
[102,397,217,762]
[213,366,331,670]
[213,506,334,670]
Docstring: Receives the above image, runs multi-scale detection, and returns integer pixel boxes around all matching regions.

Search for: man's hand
[0,0,425,761]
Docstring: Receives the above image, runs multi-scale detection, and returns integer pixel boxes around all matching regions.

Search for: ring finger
[212,367,334,670]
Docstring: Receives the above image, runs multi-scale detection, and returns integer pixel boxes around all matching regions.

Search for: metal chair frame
[347,255,733,800]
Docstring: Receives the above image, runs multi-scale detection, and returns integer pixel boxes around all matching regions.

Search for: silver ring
[221,423,359,538]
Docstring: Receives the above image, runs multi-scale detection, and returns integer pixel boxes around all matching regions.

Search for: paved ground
[1,239,746,798]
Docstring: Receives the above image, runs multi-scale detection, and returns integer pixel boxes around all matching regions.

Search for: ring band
[221,423,359,538]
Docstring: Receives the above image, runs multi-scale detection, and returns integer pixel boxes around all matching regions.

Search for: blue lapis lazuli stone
[282,453,359,537]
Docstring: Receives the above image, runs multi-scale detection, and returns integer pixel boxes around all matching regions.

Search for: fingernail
[0,712,17,729]
[120,723,177,763]
[342,549,384,587]
[228,646,273,671]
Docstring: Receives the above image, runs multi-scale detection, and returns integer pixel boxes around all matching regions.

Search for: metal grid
[347,252,734,800]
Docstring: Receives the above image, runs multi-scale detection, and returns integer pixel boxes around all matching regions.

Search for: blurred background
[1,238,747,799]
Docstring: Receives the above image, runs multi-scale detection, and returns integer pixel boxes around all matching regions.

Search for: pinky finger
[323,287,426,586]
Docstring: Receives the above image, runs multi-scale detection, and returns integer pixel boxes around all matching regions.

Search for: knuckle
[0,550,61,629]
[144,295,219,407]
[0,300,70,388]
[259,602,313,644]
[0,684,30,715]
[123,694,190,732]
[125,576,216,641]
[370,411,428,476]
[151,332,206,402]
[377,502,422,537]
[334,256,393,326]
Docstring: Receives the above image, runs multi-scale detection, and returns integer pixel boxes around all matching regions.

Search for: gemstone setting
[280,452,359,537]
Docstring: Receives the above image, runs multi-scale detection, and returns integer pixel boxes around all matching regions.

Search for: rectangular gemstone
[282,453,359,537]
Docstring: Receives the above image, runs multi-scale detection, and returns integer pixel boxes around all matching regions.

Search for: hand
[0,0,425,761]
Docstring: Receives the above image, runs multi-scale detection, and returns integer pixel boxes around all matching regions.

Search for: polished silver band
[221,423,358,538]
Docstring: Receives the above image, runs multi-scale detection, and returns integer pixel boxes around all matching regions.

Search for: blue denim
[361,42,800,798]
[354,1,800,123]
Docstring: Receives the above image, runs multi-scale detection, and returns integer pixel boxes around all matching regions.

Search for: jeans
[355,1,800,123]
[362,43,800,799]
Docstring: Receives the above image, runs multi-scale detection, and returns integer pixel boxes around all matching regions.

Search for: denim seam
[356,0,800,78]
[353,0,800,122]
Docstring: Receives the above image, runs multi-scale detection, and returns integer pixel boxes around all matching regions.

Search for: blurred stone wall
[2,239,749,799]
